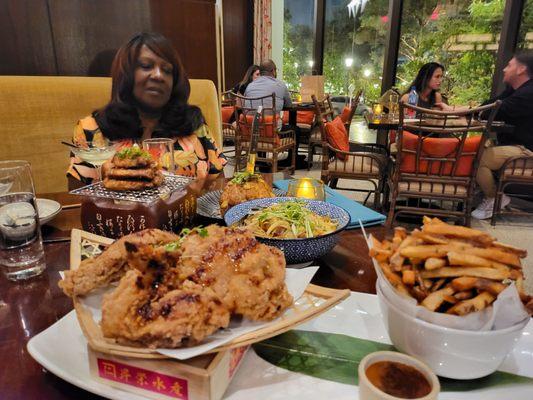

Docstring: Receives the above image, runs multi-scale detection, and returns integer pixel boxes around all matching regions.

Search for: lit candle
[295,178,315,199]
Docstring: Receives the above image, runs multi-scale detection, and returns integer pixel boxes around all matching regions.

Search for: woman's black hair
[404,62,445,105]
[235,64,259,95]
[94,32,204,140]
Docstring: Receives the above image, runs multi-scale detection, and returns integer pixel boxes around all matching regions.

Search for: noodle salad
[237,200,338,239]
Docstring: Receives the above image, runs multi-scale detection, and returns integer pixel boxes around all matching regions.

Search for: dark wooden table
[0,188,389,399]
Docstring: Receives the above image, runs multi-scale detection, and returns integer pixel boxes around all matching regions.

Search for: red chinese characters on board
[97,358,188,399]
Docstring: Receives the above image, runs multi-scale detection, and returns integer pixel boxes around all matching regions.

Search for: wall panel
[0,0,57,75]
[222,0,253,90]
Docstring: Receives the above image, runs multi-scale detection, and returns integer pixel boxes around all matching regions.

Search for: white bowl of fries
[369,217,532,379]
[377,280,529,379]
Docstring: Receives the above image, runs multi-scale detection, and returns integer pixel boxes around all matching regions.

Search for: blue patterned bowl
[224,197,350,264]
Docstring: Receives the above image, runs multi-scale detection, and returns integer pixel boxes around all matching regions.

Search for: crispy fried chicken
[59,229,179,297]
[219,172,274,215]
[98,225,292,348]
[102,147,164,191]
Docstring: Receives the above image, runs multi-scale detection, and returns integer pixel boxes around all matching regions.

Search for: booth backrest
[0,76,221,194]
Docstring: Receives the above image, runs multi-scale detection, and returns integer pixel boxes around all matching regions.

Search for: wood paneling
[0,0,57,75]
[149,0,218,85]
[222,0,253,90]
[0,0,246,90]
[47,0,151,76]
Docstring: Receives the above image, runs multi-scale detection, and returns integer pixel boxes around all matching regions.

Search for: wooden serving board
[70,229,350,360]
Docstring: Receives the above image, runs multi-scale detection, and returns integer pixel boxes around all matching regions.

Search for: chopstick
[61,141,78,149]
[43,237,71,244]
[61,203,81,210]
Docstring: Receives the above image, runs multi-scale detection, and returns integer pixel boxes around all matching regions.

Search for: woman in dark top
[401,62,454,110]
[232,64,260,95]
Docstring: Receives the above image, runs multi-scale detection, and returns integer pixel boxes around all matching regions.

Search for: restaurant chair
[312,94,389,209]
[339,89,363,132]
[233,93,296,173]
[307,91,363,171]
[220,90,237,153]
[491,154,533,226]
[386,100,501,227]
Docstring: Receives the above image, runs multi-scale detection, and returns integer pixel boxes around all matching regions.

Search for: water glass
[0,160,46,281]
[143,138,175,174]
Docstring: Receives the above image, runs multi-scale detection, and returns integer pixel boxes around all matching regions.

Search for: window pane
[283,0,316,91]
[518,0,533,49]
[396,0,504,104]
[323,0,388,102]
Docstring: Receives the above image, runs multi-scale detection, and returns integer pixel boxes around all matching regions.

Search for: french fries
[369,217,531,315]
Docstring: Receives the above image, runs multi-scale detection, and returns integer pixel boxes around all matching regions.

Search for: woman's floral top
[67,115,226,184]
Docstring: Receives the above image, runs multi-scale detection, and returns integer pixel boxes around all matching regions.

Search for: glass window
[323,0,388,102]
[518,0,533,49]
[396,0,504,105]
[283,0,316,91]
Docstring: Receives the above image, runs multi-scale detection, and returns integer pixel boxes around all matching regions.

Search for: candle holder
[286,178,326,201]
[372,103,383,123]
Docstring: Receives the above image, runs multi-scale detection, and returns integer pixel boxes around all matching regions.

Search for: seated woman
[67,32,226,187]
[401,62,452,110]
[232,64,260,95]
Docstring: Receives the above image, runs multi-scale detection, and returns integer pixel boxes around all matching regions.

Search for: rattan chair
[312,94,389,209]
[233,93,296,173]
[491,154,533,225]
[221,90,237,145]
[307,91,362,170]
[386,101,501,227]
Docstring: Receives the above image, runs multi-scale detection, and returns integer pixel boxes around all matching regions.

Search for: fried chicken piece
[59,229,180,297]
[102,147,164,191]
[178,225,292,321]
[101,271,230,348]
[112,155,153,169]
[124,225,292,321]
[103,172,163,191]
[220,173,274,215]
[105,167,158,180]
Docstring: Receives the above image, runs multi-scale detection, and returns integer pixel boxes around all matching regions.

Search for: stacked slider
[102,147,164,191]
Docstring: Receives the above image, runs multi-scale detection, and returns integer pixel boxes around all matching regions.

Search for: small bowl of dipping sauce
[358,351,440,400]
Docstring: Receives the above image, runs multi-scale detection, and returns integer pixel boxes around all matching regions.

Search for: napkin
[273,179,386,229]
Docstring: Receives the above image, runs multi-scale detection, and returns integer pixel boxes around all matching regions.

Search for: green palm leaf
[253,330,533,391]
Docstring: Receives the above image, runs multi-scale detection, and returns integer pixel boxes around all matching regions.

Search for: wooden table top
[0,186,389,399]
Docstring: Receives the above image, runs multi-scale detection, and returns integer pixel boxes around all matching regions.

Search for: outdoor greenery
[283,0,527,105]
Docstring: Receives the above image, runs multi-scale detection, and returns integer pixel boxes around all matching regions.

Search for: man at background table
[245,60,305,168]
[472,52,533,220]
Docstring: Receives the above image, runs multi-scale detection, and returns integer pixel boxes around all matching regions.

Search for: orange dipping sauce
[365,361,432,399]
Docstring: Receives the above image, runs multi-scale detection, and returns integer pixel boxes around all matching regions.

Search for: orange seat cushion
[339,106,352,124]
[239,114,279,145]
[325,116,349,160]
[297,110,315,125]
[400,131,482,177]
[281,110,315,126]
[221,106,234,123]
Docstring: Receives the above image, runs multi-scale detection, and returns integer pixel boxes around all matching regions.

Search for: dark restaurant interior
[1,1,533,399]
